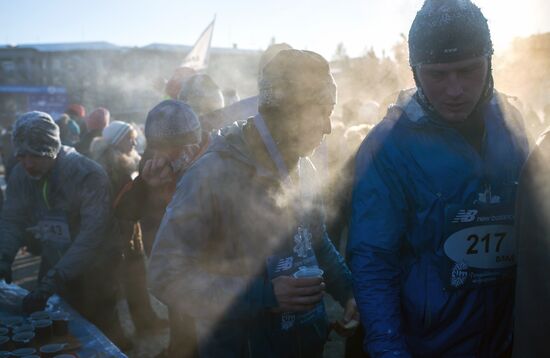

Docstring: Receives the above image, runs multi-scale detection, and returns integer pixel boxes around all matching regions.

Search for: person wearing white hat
[91,119,165,339]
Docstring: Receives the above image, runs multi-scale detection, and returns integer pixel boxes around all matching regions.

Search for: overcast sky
[1,0,548,58]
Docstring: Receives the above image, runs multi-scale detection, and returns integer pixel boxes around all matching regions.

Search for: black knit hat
[408,0,493,67]
[144,100,201,149]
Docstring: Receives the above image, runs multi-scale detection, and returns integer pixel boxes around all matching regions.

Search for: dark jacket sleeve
[348,132,412,358]
[512,135,550,358]
[316,228,353,306]
[114,176,148,221]
[54,170,112,281]
[302,157,354,307]
[0,169,27,264]
[148,160,277,321]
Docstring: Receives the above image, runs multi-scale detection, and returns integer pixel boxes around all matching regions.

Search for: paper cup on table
[0,336,8,350]
[13,324,34,335]
[12,332,35,348]
[40,343,66,358]
[33,320,52,342]
[11,348,37,357]
[50,312,69,337]
[30,311,50,321]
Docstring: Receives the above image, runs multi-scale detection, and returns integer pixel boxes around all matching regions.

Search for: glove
[22,289,51,314]
[22,269,62,314]
[0,261,12,284]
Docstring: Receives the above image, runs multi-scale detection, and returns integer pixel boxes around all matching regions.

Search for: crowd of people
[0,0,548,357]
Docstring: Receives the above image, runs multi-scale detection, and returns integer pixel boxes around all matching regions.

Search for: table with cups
[0,282,125,358]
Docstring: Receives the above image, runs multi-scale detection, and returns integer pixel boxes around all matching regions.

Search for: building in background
[0,42,261,123]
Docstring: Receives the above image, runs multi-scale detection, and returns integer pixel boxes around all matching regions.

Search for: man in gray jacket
[149,50,357,357]
[0,111,127,348]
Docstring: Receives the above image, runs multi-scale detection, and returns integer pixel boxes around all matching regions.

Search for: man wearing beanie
[115,99,210,358]
[0,111,128,349]
[90,119,165,340]
[148,49,356,357]
[177,74,225,120]
[66,103,87,139]
[76,107,111,157]
[55,114,81,147]
[349,1,530,357]
[199,43,293,134]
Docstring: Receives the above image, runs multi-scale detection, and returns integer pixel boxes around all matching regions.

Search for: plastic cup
[39,343,66,358]
[32,320,52,342]
[0,336,9,350]
[1,317,24,329]
[292,266,324,278]
[30,311,50,321]
[11,347,37,357]
[13,324,34,334]
[12,332,35,348]
[50,313,69,337]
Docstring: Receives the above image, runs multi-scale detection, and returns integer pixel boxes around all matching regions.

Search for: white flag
[181,17,215,70]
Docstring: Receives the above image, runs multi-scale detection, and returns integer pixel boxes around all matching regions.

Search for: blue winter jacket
[349,89,529,358]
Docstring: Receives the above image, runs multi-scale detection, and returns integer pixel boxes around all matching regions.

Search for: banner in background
[181,17,216,71]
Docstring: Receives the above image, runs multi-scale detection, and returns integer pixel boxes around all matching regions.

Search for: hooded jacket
[0,146,115,283]
[148,120,353,357]
[349,89,529,357]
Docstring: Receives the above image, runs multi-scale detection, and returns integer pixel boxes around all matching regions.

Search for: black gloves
[22,289,51,313]
[22,269,62,314]
[0,261,12,284]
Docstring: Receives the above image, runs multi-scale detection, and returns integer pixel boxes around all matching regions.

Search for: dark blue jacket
[0,146,114,281]
[349,89,529,357]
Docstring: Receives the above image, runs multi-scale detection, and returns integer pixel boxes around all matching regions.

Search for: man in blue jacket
[349,1,530,357]
[149,49,357,357]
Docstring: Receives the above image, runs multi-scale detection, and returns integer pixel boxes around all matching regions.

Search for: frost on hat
[178,74,224,117]
[408,0,493,66]
[86,108,111,131]
[258,49,336,112]
[144,100,201,148]
[102,121,133,146]
[13,111,61,158]
[259,43,293,73]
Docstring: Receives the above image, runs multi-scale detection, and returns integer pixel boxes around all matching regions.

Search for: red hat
[66,104,86,118]
[86,107,111,131]
[165,67,197,99]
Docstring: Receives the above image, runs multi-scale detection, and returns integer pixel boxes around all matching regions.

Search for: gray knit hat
[258,49,336,112]
[13,111,61,158]
[178,74,224,117]
[144,100,201,148]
